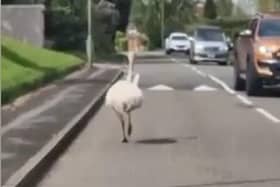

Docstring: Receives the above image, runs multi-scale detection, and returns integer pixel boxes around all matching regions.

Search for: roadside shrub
[115,31,128,52]
[45,8,87,51]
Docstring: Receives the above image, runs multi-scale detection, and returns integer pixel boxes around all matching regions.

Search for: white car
[165,32,190,55]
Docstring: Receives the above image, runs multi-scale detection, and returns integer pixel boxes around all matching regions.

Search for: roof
[169,32,188,36]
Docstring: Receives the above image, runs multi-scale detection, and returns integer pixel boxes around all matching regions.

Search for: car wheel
[218,61,227,66]
[190,59,198,64]
[233,63,245,91]
[166,50,171,55]
[246,61,262,96]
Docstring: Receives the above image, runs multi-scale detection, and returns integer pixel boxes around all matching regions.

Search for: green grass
[1,36,84,104]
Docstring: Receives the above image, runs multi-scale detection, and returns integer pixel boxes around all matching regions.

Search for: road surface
[36,52,280,187]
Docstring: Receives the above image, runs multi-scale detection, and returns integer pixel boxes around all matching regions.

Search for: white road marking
[189,66,207,77]
[195,69,207,77]
[1,69,106,136]
[171,58,177,62]
[208,75,236,95]
[256,108,280,123]
[148,84,174,91]
[194,85,217,92]
[172,58,280,124]
[236,95,254,107]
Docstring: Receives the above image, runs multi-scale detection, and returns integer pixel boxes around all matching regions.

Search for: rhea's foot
[122,138,128,143]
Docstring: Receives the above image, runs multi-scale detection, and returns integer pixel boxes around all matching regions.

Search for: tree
[2,0,132,55]
[204,0,217,19]
[216,0,233,17]
[258,0,280,11]
[130,0,196,48]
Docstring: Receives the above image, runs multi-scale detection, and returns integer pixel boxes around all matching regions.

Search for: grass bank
[1,36,84,105]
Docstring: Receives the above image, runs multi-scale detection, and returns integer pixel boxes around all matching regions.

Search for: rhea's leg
[127,112,133,137]
[114,109,127,143]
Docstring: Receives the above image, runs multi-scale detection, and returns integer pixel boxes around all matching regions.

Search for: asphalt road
[36,52,280,187]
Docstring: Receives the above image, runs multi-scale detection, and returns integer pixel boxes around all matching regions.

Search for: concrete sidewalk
[1,65,123,186]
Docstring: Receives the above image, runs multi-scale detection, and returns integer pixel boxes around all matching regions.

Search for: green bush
[204,0,218,19]
[115,31,128,52]
[45,8,87,51]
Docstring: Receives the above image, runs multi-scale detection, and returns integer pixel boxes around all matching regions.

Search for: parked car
[189,26,230,65]
[233,12,280,96]
[165,32,190,55]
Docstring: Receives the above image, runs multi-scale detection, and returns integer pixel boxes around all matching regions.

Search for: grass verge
[1,36,84,105]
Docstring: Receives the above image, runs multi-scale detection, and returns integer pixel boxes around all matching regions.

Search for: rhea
[105,52,143,143]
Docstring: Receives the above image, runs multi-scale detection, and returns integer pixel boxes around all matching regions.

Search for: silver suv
[190,26,229,65]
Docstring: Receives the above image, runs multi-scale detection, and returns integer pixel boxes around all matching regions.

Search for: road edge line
[174,59,280,124]
[3,70,123,187]
[256,108,280,123]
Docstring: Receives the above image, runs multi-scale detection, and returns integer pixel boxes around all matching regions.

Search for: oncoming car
[234,12,280,96]
[190,26,230,65]
[165,32,190,55]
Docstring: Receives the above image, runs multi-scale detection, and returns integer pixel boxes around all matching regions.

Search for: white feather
[105,52,143,115]
[105,79,143,113]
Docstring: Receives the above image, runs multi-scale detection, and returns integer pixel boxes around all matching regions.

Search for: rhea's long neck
[126,57,134,82]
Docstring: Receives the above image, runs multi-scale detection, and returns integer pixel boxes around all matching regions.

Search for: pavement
[1,64,123,186]
[34,52,280,187]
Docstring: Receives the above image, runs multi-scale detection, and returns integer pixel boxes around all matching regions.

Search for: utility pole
[87,0,93,67]
[161,0,165,49]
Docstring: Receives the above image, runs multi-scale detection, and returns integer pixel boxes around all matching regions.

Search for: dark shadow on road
[253,88,280,98]
[137,55,167,60]
[173,177,280,187]
[135,60,173,64]
[58,77,113,86]
[135,138,177,145]
[192,62,232,66]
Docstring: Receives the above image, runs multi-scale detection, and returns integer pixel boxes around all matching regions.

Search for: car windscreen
[196,29,224,41]
[171,36,188,40]
[259,19,280,37]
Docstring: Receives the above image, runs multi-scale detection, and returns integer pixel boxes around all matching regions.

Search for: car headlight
[258,46,277,55]
[195,44,203,51]
[221,45,228,51]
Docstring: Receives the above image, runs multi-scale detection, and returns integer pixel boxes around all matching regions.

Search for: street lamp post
[87,0,93,67]
[161,0,165,49]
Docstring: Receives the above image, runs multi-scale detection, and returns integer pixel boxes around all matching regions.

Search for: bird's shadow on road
[135,138,177,145]
[135,136,198,145]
